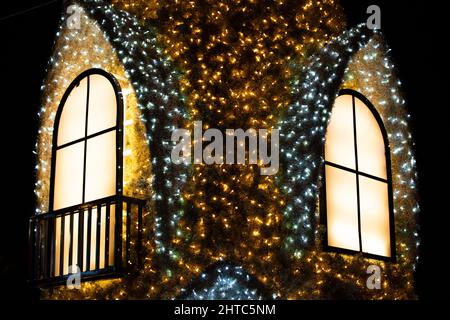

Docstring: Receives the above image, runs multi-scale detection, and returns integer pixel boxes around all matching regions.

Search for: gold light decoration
[35,4,151,214]
[37,4,154,299]
[326,34,418,298]
[278,30,419,299]
[36,1,419,300]
[145,0,345,297]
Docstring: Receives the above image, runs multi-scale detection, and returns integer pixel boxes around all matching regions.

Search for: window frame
[320,89,396,262]
[49,68,124,212]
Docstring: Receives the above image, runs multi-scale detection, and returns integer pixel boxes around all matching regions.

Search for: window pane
[359,176,391,257]
[354,97,387,179]
[85,131,116,202]
[87,74,117,135]
[325,165,360,251]
[57,77,88,146]
[325,94,355,169]
[53,142,84,210]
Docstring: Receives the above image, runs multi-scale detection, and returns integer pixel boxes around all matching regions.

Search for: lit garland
[278,24,420,299]
[179,262,271,300]
[36,0,420,300]
[139,0,346,299]
[38,0,190,299]
[36,3,150,298]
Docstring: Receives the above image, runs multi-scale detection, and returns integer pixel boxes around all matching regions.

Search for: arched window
[48,69,123,276]
[322,89,395,260]
[50,69,123,211]
[30,69,144,284]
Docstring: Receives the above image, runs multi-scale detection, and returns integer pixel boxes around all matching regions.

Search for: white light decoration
[181,264,266,300]
[33,0,420,300]
[35,0,189,296]
[278,24,419,298]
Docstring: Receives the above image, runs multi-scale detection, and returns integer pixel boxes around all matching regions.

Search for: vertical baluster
[46,216,54,279]
[126,201,131,268]
[86,207,92,271]
[96,203,101,270]
[105,202,110,268]
[78,210,84,272]
[34,218,40,280]
[115,199,123,271]
[34,218,39,280]
[60,214,65,276]
[137,203,143,268]
[28,218,36,281]
[68,211,74,271]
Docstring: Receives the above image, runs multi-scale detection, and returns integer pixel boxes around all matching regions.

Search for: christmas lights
[278,24,419,299]
[34,0,419,300]
[179,263,269,300]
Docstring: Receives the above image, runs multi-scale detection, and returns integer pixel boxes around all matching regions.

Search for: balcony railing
[29,195,145,286]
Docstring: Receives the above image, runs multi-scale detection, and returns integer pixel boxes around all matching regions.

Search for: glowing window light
[52,69,121,276]
[53,71,118,210]
[324,90,393,258]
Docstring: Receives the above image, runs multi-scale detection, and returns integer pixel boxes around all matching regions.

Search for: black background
[0,0,447,302]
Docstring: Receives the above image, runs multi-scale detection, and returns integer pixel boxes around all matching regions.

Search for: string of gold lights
[36,0,419,300]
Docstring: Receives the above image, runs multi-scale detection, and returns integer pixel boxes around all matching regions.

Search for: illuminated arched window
[49,69,123,276]
[50,69,123,211]
[323,89,395,260]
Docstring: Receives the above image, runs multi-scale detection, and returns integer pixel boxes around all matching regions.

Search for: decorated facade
[30,0,420,299]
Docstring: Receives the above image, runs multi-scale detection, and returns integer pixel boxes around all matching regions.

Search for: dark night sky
[0,0,447,300]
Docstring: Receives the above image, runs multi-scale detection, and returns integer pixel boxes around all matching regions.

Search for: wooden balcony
[29,195,145,286]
